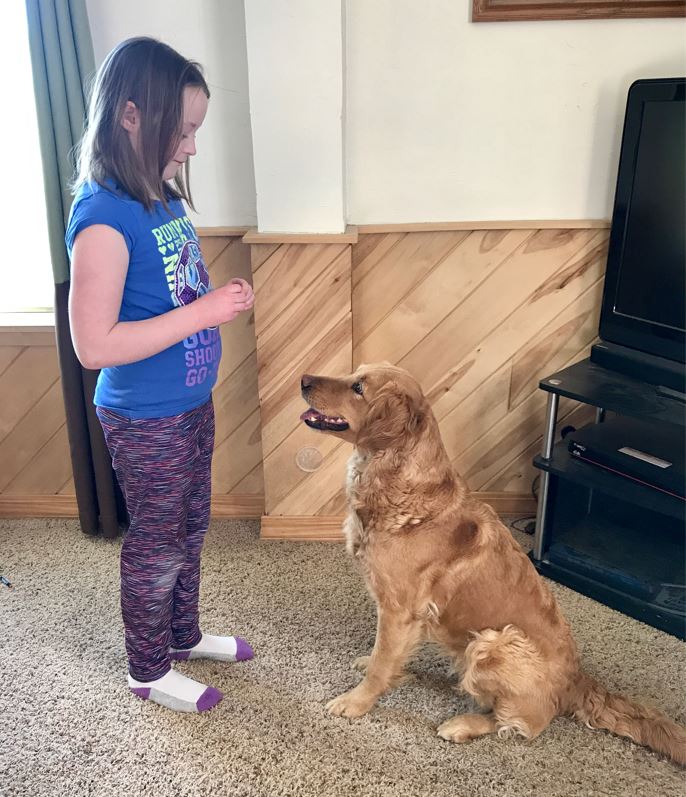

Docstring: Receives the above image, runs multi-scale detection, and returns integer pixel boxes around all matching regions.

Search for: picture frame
[472,0,686,22]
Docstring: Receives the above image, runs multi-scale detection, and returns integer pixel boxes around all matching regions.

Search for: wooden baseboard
[1,492,534,540]
[260,515,347,541]
[0,495,78,518]
[211,494,264,518]
[473,492,536,514]
[260,492,536,541]
[0,494,264,519]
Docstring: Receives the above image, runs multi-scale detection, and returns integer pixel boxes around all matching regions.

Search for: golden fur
[300,363,686,764]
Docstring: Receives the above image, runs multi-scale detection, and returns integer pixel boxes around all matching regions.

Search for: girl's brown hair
[74,37,210,212]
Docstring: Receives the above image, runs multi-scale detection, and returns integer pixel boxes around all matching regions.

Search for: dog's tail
[570,672,686,765]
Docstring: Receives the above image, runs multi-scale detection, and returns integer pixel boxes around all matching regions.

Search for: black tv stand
[531,357,686,639]
[590,341,686,394]
[656,384,686,404]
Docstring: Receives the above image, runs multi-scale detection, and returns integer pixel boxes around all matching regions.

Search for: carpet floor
[0,517,684,797]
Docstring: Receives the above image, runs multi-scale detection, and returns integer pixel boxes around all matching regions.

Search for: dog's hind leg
[441,625,556,744]
[438,712,497,743]
[327,608,422,719]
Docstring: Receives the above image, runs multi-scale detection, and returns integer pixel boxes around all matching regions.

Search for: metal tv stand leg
[533,392,559,562]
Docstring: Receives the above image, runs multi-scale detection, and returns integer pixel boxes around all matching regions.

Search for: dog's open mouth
[300,408,350,432]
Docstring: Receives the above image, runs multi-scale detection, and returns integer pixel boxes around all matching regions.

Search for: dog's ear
[356,381,425,452]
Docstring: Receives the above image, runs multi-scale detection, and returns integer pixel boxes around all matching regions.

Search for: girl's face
[162,85,209,181]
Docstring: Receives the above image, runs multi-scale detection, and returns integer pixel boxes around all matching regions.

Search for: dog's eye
[351,381,364,395]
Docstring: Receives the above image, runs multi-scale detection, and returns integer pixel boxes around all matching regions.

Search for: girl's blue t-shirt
[65,180,222,419]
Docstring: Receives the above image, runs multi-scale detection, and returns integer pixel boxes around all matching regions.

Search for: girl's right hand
[198,280,254,327]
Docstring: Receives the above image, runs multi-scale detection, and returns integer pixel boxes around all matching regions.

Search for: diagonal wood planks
[1,226,610,524]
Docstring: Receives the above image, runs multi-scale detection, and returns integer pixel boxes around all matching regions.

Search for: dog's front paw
[352,655,371,673]
[326,686,375,719]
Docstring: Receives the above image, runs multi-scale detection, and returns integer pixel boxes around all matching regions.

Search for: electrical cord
[510,516,536,535]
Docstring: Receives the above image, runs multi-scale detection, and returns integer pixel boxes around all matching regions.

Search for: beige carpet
[0,517,684,797]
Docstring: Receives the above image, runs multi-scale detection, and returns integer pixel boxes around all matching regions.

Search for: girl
[66,37,254,713]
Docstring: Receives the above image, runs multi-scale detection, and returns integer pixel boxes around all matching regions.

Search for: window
[1,3,54,313]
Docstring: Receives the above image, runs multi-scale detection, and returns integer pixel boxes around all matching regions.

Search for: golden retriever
[300,362,686,764]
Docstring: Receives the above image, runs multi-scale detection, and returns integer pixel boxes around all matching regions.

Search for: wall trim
[0,326,56,345]
[195,221,609,240]
[355,220,610,233]
[260,492,536,541]
[0,494,264,520]
[195,226,254,237]
[242,225,359,244]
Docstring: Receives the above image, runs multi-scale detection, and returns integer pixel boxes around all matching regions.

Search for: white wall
[86,0,257,228]
[345,1,686,223]
[85,0,686,227]
[244,1,345,233]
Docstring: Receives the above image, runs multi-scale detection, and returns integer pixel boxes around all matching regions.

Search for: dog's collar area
[300,408,350,432]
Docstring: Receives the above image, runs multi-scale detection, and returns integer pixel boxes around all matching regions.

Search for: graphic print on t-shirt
[173,240,210,306]
[150,215,221,388]
[150,215,209,306]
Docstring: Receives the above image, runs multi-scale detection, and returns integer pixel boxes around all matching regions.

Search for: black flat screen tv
[595,78,685,391]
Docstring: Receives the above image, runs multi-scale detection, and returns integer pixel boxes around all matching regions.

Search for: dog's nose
[301,374,314,392]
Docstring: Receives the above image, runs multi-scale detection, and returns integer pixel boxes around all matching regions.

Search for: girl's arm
[69,225,253,370]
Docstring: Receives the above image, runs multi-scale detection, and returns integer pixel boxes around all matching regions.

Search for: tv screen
[599,78,686,365]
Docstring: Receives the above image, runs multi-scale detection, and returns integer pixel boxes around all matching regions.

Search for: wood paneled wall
[254,227,606,537]
[0,234,263,517]
[251,242,353,523]
[353,228,605,493]
[0,226,608,532]
[0,328,71,496]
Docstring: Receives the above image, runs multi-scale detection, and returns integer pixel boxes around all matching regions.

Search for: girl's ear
[120,100,140,132]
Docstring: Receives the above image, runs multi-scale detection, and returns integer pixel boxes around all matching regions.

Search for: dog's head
[300,363,427,452]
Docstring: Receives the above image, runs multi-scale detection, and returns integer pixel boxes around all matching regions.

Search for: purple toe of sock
[235,636,254,661]
[196,686,223,712]
[130,687,151,700]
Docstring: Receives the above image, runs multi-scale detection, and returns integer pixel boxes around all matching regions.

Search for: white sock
[170,633,254,663]
[128,668,223,712]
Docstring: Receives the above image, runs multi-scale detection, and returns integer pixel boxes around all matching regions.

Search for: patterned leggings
[97,399,215,682]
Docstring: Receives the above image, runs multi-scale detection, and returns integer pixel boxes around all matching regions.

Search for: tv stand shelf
[531,357,685,639]
[534,442,683,520]
[538,360,685,426]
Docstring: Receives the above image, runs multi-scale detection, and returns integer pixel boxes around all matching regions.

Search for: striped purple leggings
[97,399,214,682]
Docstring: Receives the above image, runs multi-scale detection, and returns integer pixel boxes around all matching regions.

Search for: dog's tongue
[300,409,323,422]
